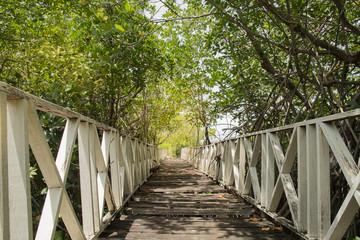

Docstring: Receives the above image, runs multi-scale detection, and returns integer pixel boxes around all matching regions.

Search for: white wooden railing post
[0,91,9,240]
[110,132,122,208]
[306,124,319,238]
[297,126,307,233]
[316,124,331,239]
[8,98,33,240]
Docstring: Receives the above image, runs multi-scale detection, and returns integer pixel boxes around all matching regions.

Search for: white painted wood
[268,133,285,170]
[268,175,284,212]
[316,124,331,239]
[36,119,79,240]
[306,124,319,238]
[97,172,107,219]
[101,130,112,169]
[78,122,95,237]
[60,192,86,239]
[28,103,62,188]
[120,136,132,195]
[233,138,241,191]
[110,132,121,207]
[89,125,100,233]
[261,134,267,206]
[104,175,115,213]
[265,133,275,209]
[35,187,63,240]
[280,173,299,227]
[224,140,235,186]
[268,131,299,226]
[243,136,261,201]
[238,138,246,193]
[55,119,80,181]
[297,126,307,232]
[0,92,9,240]
[319,122,359,185]
[282,128,297,173]
[7,98,33,240]
[324,172,360,240]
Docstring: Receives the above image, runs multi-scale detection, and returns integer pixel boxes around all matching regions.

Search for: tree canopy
[2,0,360,149]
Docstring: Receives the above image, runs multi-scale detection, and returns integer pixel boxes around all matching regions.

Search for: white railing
[181,110,360,240]
[0,82,167,240]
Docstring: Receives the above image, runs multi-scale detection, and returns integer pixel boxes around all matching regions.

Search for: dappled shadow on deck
[99,158,293,239]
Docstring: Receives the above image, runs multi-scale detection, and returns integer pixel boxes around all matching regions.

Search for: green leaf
[41,187,48,195]
[115,24,125,32]
[124,1,131,11]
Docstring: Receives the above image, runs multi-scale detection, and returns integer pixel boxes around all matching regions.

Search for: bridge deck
[99,158,293,239]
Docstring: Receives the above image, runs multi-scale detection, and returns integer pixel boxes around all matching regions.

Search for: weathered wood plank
[78,122,96,237]
[306,124,319,238]
[28,103,62,188]
[0,91,9,240]
[324,172,360,240]
[297,126,307,232]
[316,124,331,239]
[7,99,32,240]
[101,158,292,240]
[60,192,86,240]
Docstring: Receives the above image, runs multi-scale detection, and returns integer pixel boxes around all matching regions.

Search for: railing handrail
[0,82,155,146]
[195,108,360,147]
[0,81,167,240]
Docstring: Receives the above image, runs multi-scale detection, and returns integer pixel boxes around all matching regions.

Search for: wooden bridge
[1,82,360,239]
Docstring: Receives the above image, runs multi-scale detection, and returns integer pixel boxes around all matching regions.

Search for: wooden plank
[324,172,360,240]
[261,133,267,206]
[297,126,307,232]
[0,92,9,240]
[119,136,132,195]
[100,231,291,240]
[133,194,240,202]
[268,130,299,227]
[7,98,33,239]
[319,122,359,185]
[55,119,79,181]
[238,138,247,193]
[89,125,100,233]
[101,130,111,169]
[128,202,249,209]
[281,128,297,173]
[110,132,121,207]
[60,192,86,240]
[306,124,319,238]
[104,175,116,213]
[28,102,62,188]
[316,124,331,239]
[243,136,261,201]
[78,122,95,237]
[265,133,275,209]
[35,119,79,239]
[140,185,226,193]
[35,188,63,240]
[97,172,107,219]
[125,207,255,216]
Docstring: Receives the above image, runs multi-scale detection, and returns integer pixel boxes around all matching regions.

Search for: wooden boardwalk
[99,158,293,239]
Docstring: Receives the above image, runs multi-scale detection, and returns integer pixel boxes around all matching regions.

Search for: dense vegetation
[1,0,360,238]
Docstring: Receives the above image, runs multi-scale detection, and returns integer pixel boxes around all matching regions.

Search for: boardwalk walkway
[99,158,293,239]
